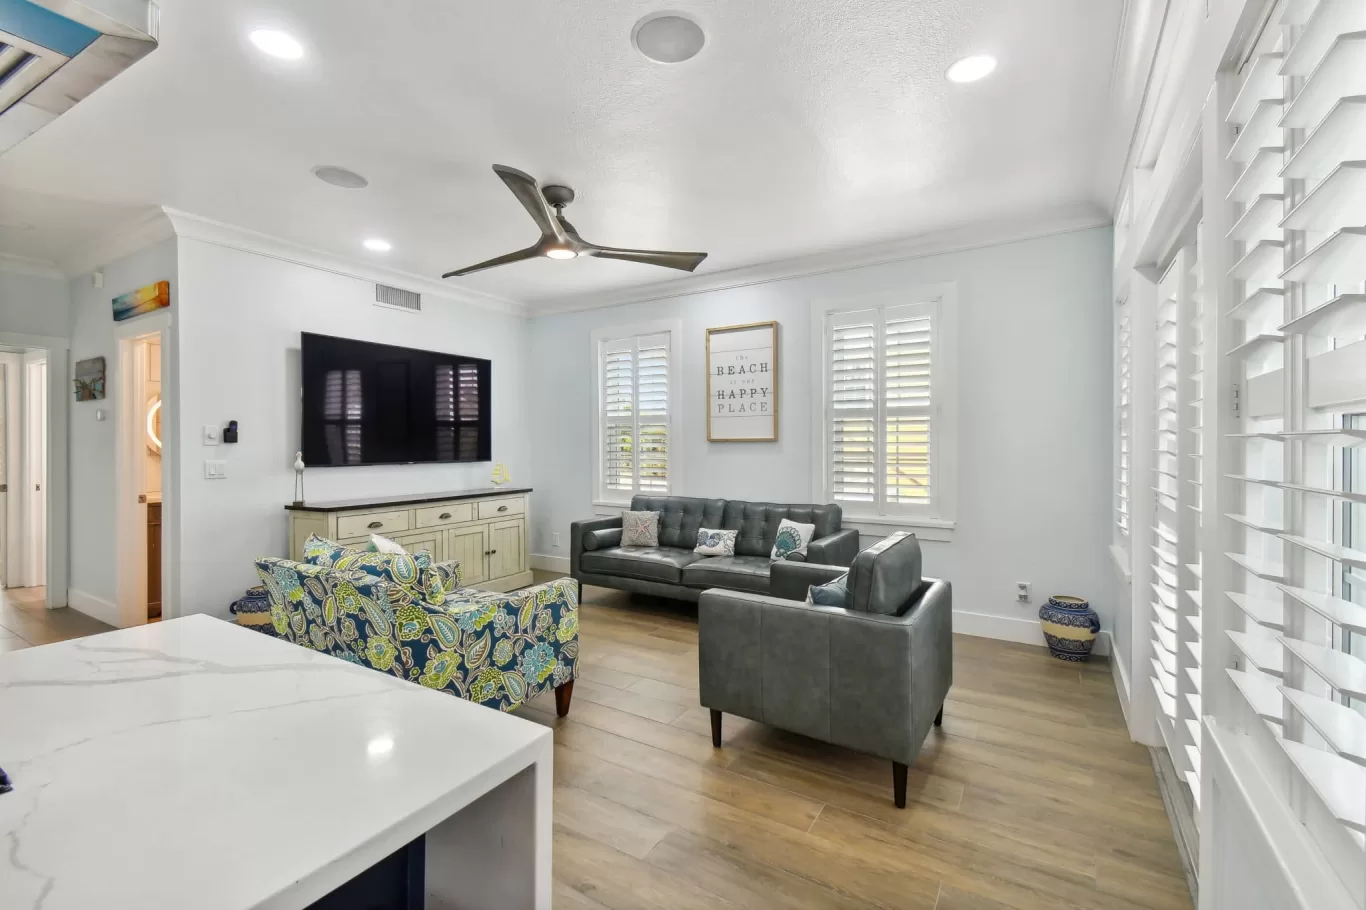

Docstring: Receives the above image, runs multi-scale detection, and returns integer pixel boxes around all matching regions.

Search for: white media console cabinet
[285,487,534,592]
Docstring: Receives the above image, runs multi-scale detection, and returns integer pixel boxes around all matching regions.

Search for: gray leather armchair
[698,532,952,807]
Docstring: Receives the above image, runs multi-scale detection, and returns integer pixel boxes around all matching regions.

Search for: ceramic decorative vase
[1038,595,1100,662]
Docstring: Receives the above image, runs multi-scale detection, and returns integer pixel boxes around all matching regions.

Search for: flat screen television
[300,332,492,467]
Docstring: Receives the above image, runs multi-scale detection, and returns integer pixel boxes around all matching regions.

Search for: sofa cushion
[580,546,704,584]
[722,501,842,557]
[630,495,727,549]
[682,555,773,594]
[846,531,922,616]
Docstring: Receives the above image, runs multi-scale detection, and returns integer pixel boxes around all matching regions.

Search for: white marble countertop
[0,615,553,910]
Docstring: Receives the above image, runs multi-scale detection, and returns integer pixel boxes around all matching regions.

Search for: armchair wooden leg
[892,761,908,809]
[554,680,575,718]
[935,706,944,727]
[710,709,722,748]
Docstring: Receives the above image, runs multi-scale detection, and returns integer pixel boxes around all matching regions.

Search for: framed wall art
[706,321,778,442]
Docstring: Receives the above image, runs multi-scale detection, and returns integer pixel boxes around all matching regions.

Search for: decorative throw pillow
[806,573,850,607]
[370,533,408,554]
[771,518,817,560]
[694,528,737,557]
[621,511,661,547]
[303,534,432,571]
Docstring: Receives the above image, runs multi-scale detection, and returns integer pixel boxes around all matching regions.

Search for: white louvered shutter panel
[1220,1,1366,871]
[1118,308,1133,535]
[884,307,933,507]
[635,335,670,493]
[602,340,635,494]
[1150,261,1182,747]
[828,311,878,503]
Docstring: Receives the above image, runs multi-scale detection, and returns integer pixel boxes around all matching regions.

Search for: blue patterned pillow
[694,528,737,557]
[770,519,816,560]
[806,573,849,607]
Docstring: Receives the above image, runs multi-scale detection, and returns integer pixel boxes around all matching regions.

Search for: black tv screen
[300,333,492,467]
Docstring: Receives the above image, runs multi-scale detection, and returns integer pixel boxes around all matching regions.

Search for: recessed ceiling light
[632,13,706,64]
[545,247,577,260]
[363,238,392,253]
[250,29,304,60]
[312,165,369,189]
[946,55,996,83]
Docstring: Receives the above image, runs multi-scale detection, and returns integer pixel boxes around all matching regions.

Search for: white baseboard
[68,588,120,627]
[1113,645,1132,725]
[953,609,1112,657]
[530,554,571,574]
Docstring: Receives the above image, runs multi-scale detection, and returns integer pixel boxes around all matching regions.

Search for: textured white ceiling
[0,0,1122,304]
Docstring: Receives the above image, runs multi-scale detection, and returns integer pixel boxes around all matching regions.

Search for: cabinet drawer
[477,497,525,520]
[337,510,411,539]
[415,502,474,528]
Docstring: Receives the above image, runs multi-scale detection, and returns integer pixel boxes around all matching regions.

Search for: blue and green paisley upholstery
[301,533,458,607]
[254,556,579,712]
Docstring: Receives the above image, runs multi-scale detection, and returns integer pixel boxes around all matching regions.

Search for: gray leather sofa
[698,532,952,807]
[570,495,860,602]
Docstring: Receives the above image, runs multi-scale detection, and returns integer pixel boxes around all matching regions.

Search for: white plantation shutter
[827,301,939,515]
[599,333,672,498]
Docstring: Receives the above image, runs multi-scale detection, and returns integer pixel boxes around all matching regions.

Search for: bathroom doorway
[117,330,164,623]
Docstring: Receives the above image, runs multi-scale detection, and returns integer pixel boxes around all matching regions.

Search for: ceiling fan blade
[588,246,708,272]
[492,164,566,242]
[442,245,542,278]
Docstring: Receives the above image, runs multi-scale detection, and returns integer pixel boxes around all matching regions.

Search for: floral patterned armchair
[254,556,579,715]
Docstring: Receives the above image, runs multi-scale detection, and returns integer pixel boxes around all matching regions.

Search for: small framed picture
[706,321,778,442]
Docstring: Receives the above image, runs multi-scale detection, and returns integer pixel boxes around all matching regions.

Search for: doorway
[117,331,164,624]
[24,352,47,589]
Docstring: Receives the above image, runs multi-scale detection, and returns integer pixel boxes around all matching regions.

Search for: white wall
[528,225,1116,637]
[0,268,69,338]
[174,239,531,616]
[68,239,178,609]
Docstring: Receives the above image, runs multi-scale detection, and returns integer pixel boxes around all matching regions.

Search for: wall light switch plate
[203,425,221,446]
[204,460,227,479]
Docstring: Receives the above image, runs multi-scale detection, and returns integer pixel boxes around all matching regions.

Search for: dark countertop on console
[285,488,532,512]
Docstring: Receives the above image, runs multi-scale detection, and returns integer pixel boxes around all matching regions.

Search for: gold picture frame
[706,321,778,442]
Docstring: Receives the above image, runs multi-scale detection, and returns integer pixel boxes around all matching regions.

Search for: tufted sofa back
[629,495,841,555]
[722,501,842,556]
[630,495,726,549]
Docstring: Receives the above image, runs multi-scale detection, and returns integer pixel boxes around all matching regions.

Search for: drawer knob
[490,549,497,555]
[497,505,509,512]
[367,521,383,529]
[439,512,452,520]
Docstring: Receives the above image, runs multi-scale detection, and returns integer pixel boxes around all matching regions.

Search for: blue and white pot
[1038,595,1100,662]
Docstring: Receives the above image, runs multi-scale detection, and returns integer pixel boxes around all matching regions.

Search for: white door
[25,357,46,586]
[0,360,6,587]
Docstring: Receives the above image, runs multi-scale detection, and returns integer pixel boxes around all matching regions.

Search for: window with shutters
[821,291,957,525]
[593,323,681,505]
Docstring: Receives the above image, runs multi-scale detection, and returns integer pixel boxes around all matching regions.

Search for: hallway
[0,588,113,652]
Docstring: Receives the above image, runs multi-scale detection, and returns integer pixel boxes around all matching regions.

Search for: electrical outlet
[1016,582,1031,603]
[552,532,562,549]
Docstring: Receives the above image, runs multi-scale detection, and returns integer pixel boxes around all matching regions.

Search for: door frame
[0,332,68,607]
[0,351,18,587]
[116,318,169,627]
[23,351,47,588]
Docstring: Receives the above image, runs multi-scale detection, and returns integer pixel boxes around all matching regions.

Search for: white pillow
[370,533,407,555]
[694,528,737,557]
[771,518,816,560]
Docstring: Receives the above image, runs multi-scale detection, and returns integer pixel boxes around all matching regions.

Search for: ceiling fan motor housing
[541,184,575,209]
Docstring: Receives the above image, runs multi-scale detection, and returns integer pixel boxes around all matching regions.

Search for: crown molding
[0,252,65,281]
[161,208,528,318]
[57,206,175,278]
[526,203,1112,316]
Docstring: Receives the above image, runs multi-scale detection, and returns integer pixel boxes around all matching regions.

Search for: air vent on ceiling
[375,284,421,313]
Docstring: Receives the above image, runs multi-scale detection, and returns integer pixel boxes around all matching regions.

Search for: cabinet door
[386,530,442,564]
[448,525,489,586]
[487,518,526,581]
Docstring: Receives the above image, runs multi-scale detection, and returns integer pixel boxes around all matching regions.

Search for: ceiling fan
[442,165,708,278]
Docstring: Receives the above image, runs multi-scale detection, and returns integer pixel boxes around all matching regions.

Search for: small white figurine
[293,452,306,504]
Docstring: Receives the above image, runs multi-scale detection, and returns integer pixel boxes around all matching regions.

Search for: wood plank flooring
[0,587,114,651]
[517,575,1192,910]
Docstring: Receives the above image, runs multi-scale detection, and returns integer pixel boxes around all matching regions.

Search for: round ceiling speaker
[311,165,369,189]
[632,13,706,64]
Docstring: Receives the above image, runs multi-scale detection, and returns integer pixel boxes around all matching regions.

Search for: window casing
[819,288,957,526]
